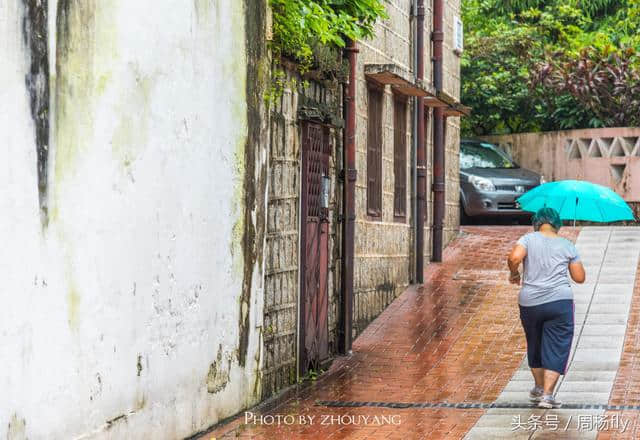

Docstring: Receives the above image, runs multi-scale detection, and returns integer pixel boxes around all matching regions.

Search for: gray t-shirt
[516,232,581,307]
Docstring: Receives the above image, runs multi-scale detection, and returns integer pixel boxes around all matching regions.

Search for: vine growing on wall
[270,0,387,71]
[266,0,387,106]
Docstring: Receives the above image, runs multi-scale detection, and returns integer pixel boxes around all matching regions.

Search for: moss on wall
[53,0,117,196]
[237,0,269,369]
[110,65,155,174]
[21,0,50,227]
[54,0,97,188]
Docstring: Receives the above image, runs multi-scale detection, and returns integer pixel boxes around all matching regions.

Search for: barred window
[367,84,383,217]
[393,96,407,218]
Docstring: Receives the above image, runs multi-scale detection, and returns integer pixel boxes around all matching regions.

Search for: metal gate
[300,122,330,374]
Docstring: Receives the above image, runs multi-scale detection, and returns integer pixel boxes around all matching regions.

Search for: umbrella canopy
[516,180,635,223]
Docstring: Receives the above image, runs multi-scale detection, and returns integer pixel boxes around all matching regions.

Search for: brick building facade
[262,0,467,399]
[352,0,464,335]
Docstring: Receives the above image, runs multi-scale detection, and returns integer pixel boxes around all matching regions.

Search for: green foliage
[460,22,541,134]
[270,0,387,71]
[533,46,640,126]
[483,0,625,17]
[297,367,325,383]
[263,68,307,108]
[462,0,640,136]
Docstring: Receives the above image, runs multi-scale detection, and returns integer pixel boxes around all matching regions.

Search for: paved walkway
[466,227,640,439]
[206,226,640,440]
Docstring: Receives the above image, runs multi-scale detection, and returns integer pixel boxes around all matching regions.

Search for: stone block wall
[262,64,343,398]
[443,0,462,101]
[423,118,461,258]
[354,0,414,336]
[263,80,300,397]
[262,0,465,393]
[354,0,463,336]
[443,0,463,248]
[444,116,462,246]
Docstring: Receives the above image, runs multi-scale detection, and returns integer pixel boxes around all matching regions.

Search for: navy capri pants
[519,299,574,374]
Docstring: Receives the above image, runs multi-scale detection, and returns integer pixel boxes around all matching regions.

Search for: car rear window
[460,142,516,169]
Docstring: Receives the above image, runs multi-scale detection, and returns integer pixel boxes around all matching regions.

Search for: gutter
[415,0,426,282]
[432,0,445,262]
[340,38,358,354]
[411,0,418,282]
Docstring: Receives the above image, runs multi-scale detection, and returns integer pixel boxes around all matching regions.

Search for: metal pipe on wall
[415,0,426,283]
[432,0,445,262]
[340,39,358,354]
[411,0,419,283]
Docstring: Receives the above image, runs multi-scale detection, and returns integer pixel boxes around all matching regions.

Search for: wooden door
[300,122,331,374]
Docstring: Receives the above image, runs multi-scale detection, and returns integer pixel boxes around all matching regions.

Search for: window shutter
[367,86,383,217]
[393,97,407,218]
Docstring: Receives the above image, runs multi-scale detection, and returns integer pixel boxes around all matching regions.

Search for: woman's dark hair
[533,207,562,231]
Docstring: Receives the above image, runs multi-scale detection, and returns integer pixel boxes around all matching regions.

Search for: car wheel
[460,203,472,225]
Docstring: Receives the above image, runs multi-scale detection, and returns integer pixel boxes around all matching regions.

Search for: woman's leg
[531,368,544,388]
[540,300,574,394]
[519,305,544,388]
[542,369,561,396]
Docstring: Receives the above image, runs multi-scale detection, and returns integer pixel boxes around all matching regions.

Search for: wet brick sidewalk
[201,226,640,440]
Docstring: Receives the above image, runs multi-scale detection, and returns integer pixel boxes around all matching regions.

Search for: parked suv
[459,139,544,221]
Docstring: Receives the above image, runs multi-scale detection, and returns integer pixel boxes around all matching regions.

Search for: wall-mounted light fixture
[321,175,331,209]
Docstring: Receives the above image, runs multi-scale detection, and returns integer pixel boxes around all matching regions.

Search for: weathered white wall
[1,1,265,439]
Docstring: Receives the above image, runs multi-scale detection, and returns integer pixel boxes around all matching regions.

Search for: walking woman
[507,207,586,409]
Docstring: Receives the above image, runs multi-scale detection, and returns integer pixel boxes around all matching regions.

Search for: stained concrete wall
[1,1,269,439]
[483,127,640,202]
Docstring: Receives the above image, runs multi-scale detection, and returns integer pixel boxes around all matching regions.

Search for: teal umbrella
[516,180,635,223]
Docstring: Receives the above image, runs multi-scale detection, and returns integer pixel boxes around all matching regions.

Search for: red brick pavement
[205,226,580,440]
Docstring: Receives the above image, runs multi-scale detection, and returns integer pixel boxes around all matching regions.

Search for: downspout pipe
[340,38,358,354]
[411,0,418,282]
[432,0,445,262]
[415,0,426,283]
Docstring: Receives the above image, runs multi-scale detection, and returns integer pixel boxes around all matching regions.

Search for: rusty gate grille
[300,122,331,374]
[306,125,330,219]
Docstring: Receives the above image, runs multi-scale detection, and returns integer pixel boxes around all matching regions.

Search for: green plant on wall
[269,0,387,72]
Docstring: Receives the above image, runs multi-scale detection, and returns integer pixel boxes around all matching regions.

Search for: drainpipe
[411,0,419,282]
[415,0,426,283]
[432,0,445,262]
[340,38,358,354]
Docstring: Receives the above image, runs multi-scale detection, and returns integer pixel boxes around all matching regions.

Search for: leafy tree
[483,0,625,17]
[534,46,640,127]
[461,0,640,136]
[460,22,542,135]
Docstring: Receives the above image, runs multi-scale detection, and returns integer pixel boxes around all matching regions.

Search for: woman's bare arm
[507,244,527,285]
[569,262,585,284]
